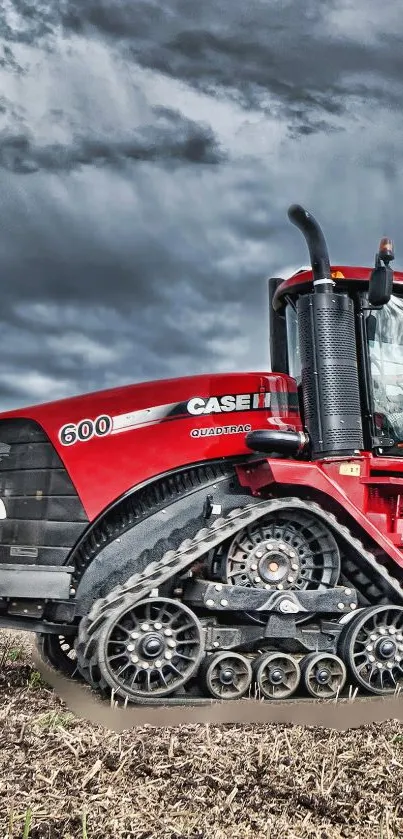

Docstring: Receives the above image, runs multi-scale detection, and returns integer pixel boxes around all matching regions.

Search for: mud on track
[1,630,403,839]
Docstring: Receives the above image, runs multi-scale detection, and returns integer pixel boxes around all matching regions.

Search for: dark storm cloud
[0,45,24,74]
[6,1,403,132]
[0,0,402,410]
[56,0,403,131]
[0,107,223,174]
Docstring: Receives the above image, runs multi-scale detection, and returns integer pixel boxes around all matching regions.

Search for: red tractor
[1,203,403,704]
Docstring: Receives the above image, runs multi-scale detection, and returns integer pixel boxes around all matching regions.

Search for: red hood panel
[0,372,301,519]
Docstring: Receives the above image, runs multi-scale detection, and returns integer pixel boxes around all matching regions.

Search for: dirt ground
[1,631,403,838]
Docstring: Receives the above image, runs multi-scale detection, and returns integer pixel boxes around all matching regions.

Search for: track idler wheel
[95,597,205,701]
[200,652,253,700]
[301,652,346,699]
[253,652,300,699]
[338,605,403,695]
[220,509,341,626]
[223,510,341,592]
[35,633,78,679]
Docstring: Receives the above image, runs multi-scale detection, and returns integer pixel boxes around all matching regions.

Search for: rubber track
[75,497,403,703]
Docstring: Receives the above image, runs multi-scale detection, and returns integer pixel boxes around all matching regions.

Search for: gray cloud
[0,107,224,174]
[0,0,402,411]
[56,0,403,131]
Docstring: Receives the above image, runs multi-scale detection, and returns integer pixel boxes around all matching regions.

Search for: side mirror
[368,265,393,306]
[368,238,394,307]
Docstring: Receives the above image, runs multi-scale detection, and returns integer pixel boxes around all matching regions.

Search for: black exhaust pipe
[287,204,333,293]
[287,204,364,459]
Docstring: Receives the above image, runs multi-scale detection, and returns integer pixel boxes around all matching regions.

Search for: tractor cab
[366,292,403,449]
[265,206,403,460]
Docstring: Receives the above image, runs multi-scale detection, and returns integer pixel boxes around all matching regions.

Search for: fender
[66,456,263,586]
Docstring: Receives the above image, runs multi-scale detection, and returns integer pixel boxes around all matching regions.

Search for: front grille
[0,418,88,565]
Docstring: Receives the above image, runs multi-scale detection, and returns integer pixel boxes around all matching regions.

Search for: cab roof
[273,265,403,312]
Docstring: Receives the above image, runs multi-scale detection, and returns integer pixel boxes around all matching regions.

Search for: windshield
[367,294,403,453]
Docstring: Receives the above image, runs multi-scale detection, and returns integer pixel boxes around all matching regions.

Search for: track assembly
[69,496,403,706]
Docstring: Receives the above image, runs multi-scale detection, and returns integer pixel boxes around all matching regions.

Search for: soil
[1,629,403,839]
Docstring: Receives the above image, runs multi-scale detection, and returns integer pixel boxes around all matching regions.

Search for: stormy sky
[0,0,402,411]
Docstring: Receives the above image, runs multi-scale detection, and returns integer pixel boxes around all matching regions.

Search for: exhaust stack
[288,204,364,459]
[288,205,334,293]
